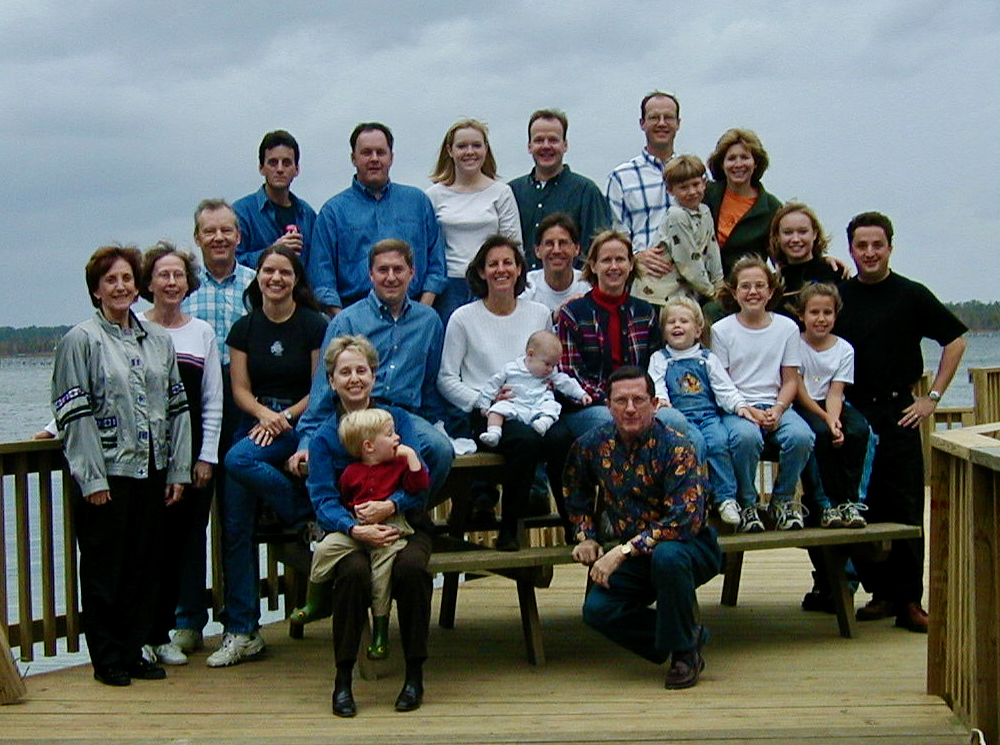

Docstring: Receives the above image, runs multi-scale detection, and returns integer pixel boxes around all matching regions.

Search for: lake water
[3,334,998,674]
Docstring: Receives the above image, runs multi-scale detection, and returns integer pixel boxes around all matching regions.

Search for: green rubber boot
[367,615,390,660]
[290,581,333,626]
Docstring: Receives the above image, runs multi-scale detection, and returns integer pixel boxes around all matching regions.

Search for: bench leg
[515,576,545,665]
[439,572,460,628]
[820,545,857,638]
[721,551,744,606]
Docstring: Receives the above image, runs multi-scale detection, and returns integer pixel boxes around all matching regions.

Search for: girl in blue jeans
[710,255,815,533]
[648,297,756,526]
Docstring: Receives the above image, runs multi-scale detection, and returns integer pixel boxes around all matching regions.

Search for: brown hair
[85,245,142,309]
[663,154,706,187]
[719,254,784,313]
[768,202,830,265]
[797,282,843,316]
[465,235,528,299]
[324,334,380,376]
[140,241,201,302]
[707,128,770,185]
[581,230,641,288]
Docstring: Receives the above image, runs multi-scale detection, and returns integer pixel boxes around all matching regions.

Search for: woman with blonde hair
[427,118,522,325]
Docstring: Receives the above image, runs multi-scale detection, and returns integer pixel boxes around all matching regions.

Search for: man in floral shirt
[564,366,722,689]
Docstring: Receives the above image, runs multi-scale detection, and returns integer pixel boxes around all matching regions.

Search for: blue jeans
[688,412,737,505]
[433,277,474,330]
[583,527,722,663]
[723,405,814,506]
[410,414,453,510]
[220,419,312,634]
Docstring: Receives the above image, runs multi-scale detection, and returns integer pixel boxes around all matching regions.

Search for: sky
[2,0,998,327]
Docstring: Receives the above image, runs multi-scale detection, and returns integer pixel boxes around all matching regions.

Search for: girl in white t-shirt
[793,284,872,528]
[711,255,815,533]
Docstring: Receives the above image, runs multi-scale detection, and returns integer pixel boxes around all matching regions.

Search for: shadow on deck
[2,548,969,744]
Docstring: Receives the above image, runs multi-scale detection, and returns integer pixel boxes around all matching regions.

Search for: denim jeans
[723,405,814,506]
[688,412,738,505]
[220,417,312,634]
[433,277,474,330]
[409,414,453,510]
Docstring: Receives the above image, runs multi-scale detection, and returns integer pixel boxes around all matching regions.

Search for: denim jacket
[53,310,192,496]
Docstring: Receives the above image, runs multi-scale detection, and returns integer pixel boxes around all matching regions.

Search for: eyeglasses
[609,395,652,408]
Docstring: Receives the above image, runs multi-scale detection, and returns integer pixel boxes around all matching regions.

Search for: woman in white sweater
[427,118,522,326]
[438,235,549,550]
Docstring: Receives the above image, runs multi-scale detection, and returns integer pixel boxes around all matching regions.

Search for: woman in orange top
[703,128,781,278]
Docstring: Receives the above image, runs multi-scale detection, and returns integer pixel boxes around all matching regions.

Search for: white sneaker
[774,501,806,531]
[141,644,158,664]
[206,631,265,668]
[154,642,189,666]
[171,628,204,654]
[718,499,741,525]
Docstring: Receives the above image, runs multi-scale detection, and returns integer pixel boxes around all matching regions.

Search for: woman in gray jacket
[52,245,191,687]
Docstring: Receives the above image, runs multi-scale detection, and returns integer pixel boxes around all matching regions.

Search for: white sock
[478,427,502,446]
[531,416,555,435]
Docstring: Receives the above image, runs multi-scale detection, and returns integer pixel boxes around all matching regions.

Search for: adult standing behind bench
[53,245,191,687]
[835,211,966,633]
[565,366,721,690]
[306,335,434,717]
[703,128,781,278]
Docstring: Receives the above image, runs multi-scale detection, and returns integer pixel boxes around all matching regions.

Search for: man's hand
[589,545,627,588]
[85,489,111,506]
[350,523,401,548]
[192,460,213,488]
[286,449,309,476]
[272,229,303,255]
[899,396,937,429]
[635,246,674,278]
[572,538,603,566]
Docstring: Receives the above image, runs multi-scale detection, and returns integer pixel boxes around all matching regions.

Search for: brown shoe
[664,652,704,689]
[894,602,928,633]
[856,598,895,621]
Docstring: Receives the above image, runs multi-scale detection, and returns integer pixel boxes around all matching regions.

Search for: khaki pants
[309,513,414,616]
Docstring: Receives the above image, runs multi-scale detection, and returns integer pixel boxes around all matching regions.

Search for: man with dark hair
[233,130,317,269]
[307,122,445,316]
[835,211,966,633]
[564,366,721,689]
[509,109,609,268]
[606,91,681,276]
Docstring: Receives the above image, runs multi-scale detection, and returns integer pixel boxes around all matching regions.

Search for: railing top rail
[0,439,62,455]
[930,423,1000,471]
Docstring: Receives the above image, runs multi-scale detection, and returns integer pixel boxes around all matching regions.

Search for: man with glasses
[564,366,722,689]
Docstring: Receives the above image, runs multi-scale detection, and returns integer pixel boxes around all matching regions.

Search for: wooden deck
[3,547,968,744]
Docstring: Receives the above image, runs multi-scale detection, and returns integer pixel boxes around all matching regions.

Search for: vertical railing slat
[13,454,33,661]
[62,462,80,653]
[37,450,57,657]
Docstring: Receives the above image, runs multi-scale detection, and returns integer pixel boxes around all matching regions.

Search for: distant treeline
[944,301,1000,332]
[0,326,72,356]
[0,301,997,356]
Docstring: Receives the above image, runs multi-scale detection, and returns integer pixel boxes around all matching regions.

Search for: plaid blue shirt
[605,149,671,252]
[181,263,256,365]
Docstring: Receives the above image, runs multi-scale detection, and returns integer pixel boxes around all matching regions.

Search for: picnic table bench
[265,453,921,668]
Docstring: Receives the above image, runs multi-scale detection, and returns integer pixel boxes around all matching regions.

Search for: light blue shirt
[306,178,446,309]
[232,186,317,269]
[181,263,256,365]
[296,290,445,451]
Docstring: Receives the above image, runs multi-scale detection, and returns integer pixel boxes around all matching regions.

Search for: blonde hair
[430,119,498,184]
[768,202,830,265]
[338,408,393,459]
[662,154,706,187]
[324,335,379,376]
[581,230,642,288]
[526,329,562,356]
[660,296,710,347]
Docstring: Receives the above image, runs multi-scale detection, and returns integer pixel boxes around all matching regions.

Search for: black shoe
[394,680,424,712]
[495,530,519,552]
[93,665,130,687]
[332,684,356,718]
[128,657,166,680]
[801,590,836,614]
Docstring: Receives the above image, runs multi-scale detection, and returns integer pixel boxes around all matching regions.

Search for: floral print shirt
[563,420,707,551]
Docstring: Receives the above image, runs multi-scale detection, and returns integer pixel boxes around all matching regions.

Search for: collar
[665,342,703,360]
[254,185,299,213]
[640,148,666,169]
[202,263,239,286]
[365,289,412,319]
[530,163,570,185]
[93,308,148,339]
[351,176,393,201]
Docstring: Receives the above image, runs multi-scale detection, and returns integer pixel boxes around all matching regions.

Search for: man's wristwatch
[928,391,942,403]
[619,543,633,557]
[283,409,294,422]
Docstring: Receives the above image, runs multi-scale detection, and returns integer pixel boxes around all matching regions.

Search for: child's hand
[736,406,756,422]
[827,417,844,447]
[579,393,593,406]
[396,443,422,470]
[746,407,769,428]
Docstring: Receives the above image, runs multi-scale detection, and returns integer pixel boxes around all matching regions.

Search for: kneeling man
[564,366,721,688]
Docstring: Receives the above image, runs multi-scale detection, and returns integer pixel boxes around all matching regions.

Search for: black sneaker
[93,665,130,687]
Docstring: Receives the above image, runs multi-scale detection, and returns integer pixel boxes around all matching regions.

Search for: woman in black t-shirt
[209,246,327,667]
[768,202,845,320]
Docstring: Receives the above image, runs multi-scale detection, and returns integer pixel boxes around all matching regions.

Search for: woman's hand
[248,423,274,447]
[286,449,309,476]
[164,483,185,506]
[257,408,291,437]
[355,500,396,525]
[494,385,515,403]
[350,523,401,548]
[192,460,213,488]
[85,489,111,506]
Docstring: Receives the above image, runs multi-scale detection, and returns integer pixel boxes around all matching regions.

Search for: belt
[848,389,913,406]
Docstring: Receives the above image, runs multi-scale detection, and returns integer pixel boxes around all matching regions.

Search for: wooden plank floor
[2,547,969,744]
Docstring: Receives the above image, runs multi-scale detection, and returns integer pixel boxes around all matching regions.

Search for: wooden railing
[970,366,1000,425]
[928,423,1000,744]
[0,439,295,662]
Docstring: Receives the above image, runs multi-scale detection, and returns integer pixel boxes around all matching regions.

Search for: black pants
[74,469,165,672]
[330,528,432,665]
[851,397,926,606]
[470,412,542,533]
